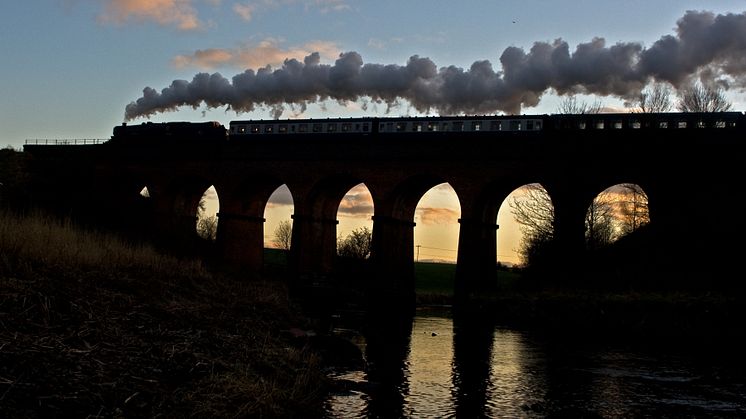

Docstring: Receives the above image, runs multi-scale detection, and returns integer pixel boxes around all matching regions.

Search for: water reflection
[451,308,494,418]
[326,308,746,418]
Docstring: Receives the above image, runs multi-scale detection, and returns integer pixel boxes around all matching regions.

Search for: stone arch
[291,175,370,276]
[370,174,458,302]
[213,175,292,272]
[95,171,158,236]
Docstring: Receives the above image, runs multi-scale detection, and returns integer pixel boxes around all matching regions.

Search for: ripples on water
[325,308,746,418]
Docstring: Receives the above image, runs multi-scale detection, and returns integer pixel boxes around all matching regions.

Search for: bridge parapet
[25,139,108,146]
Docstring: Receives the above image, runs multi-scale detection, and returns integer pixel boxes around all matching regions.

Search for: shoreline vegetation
[0,210,327,418]
[2,208,744,416]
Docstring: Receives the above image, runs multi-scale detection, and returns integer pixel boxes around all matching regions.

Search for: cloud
[233,2,254,21]
[311,0,350,13]
[99,0,202,30]
[125,9,746,120]
[337,186,374,217]
[266,184,294,207]
[416,207,460,225]
[171,39,341,70]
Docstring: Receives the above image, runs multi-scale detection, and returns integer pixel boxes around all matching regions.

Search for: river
[323,307,746,418]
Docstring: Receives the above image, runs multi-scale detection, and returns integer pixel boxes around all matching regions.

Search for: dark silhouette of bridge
[22,112,746,300]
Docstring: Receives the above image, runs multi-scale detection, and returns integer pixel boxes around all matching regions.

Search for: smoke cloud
[125,9,746,120]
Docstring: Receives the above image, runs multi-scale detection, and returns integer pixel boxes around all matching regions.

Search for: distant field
[414,261,522,299]
[414,261,456,296]
[262,248,521,299]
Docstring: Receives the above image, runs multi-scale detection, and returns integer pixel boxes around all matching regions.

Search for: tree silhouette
[196,192,217,241]
[555,96,603,114]
[509,183,649,267]
[617,183,650,235]
[337,227,372,259]
[634,82,673,113]
[677,82,732,112]
[273,220,292,250]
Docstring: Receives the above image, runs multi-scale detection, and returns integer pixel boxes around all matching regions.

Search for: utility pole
[415,244,421,262]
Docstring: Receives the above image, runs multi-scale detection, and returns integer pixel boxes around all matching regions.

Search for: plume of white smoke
[124,10,746,120]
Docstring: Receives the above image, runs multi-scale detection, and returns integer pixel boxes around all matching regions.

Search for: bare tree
[196,215,218,241]
[337,227,372,259]
[508,184,555,266]
[677,82,732,112]
[617,183,650,235]
[273,220,292,250]
[555,96,603,114]
[509,183,643,266]
[196,193,218,241]
[635,82,673,113]
[585,191,618,250]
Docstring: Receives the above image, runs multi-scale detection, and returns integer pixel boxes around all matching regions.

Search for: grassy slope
[0,211,327,418]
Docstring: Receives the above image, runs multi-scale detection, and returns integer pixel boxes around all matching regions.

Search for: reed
[0,209,327,418]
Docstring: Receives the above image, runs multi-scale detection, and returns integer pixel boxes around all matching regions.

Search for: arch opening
[195,185,219,242]
[336,183,374,259]
[263,184,295,251]
[499,183,554,269]
[585,183,650,250]
[413,183,461,295]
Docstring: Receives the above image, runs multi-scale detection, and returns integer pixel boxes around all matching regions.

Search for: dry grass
[0,210,328,418]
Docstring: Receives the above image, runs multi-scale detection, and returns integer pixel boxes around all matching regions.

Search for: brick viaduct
[22,112,746,300]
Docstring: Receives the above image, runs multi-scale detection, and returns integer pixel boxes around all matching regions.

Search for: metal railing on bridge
[24,139,108,146]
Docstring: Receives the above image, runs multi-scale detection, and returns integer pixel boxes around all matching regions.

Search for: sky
[4,1,746,265]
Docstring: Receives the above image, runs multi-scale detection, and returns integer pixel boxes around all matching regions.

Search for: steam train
[110,112,745,142]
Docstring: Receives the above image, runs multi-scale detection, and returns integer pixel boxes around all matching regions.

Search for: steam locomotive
[110,112,745,142]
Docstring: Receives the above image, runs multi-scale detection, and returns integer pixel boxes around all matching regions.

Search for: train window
[327,123,336,132]
[535,121,542,130]
[472,122,481,131]
[442,123,450,131]
[728,121,737,128]
[715,120,726,128]
[251,125,260,133]
[677,121,687,129]
[363,123,369,132]
[527,120,534,130]
[595,121,605,129]
[355,123,360,131]
[658,121,668,129]
[264,125,274,133]
[613,121,622,129]
[697,121,706,128]
[299,124,308,133]
[396,122,406,132]
[491,121,502,131]
[313,123,322,133]
[453,122,463,131]
[279,124,288,133]
[412,122,422,132]
[427,122,437,131]
[630,120,641,129]
[509,120,520,131]
[341,123,352,132]
[578,121,587,129]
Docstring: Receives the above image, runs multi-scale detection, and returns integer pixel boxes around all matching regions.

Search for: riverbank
[414,289,746,342]
[0,210,328,418]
